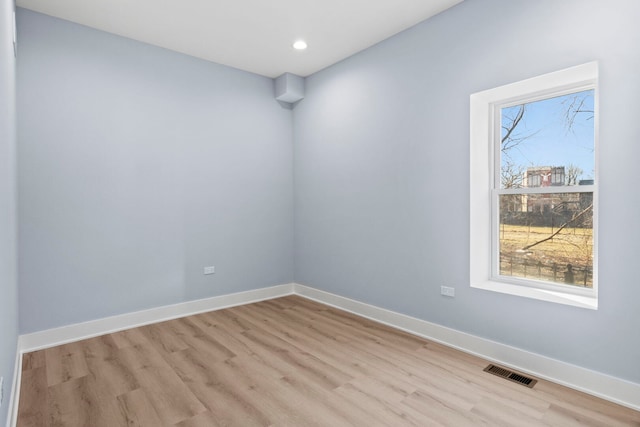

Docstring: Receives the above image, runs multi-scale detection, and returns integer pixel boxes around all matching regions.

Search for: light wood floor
[17,296,640,426]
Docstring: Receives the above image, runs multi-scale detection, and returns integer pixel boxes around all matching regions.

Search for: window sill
[471,280,598,310]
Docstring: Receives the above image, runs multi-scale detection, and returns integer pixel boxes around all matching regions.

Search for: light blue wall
[17,9,294,333]
[294,0,640,383]
[0,0,17,423]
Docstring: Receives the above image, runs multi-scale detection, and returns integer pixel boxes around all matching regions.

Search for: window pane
[500,89,595,189]
[498,192,593,288]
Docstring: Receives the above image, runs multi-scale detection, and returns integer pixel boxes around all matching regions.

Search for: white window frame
[470,62,598,310]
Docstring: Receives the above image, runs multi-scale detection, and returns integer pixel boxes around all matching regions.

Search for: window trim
[470,62,598,310]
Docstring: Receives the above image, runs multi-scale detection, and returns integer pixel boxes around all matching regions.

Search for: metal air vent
[483,364,537,388]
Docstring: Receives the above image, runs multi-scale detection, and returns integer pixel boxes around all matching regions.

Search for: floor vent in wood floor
[483,364,537,388]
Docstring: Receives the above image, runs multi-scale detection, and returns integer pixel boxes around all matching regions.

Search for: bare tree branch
[501,105,525,145]
[563,93,594,132]
[500,104,542,154]
[522,203,593,250]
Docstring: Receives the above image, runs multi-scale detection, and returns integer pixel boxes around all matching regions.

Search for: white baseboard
[10,281,639,426]
[6,345,22,427]
[292,283,640,412]
[19,284,294,352]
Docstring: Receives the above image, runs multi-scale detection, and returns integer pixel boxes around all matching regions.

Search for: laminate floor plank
[22,351,46,372]
[542,403,617,427]
[173,410,227,427]
[185,314,262,359]
[169,353,272,426]
[288,303,428,352]
[169,317,236,361]
[238,326,355,391]
[225,355,358,427]
[139,322,191,355]
[534,378,640,426]
[47,375,128,427]
[345,369,418,403]
[116,388,166,427]
[200,309,254,334]
[117,343,171,371]
[110,327,151,350]
[229,304,384,381]
[16,367,49,427]
[44,343,88,387]
[239,304,413,384]
[82,348,139,398]
[128,363,207,425]
[17,296,640,426]
[400,388,491,427]
[228,305,357,385]
[469,396,548,427]
[185,352,328,427]
[334,381,425,426]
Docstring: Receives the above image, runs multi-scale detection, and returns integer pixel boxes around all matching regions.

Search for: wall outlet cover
[440,286,455,297]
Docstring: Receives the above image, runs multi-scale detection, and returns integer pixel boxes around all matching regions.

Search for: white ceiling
[16,0,463,78]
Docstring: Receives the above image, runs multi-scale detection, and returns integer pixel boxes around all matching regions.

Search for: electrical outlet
[440,286,455,297]
[204,266,215,275]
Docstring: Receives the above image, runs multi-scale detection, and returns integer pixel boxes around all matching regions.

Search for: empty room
[2,0,640,425]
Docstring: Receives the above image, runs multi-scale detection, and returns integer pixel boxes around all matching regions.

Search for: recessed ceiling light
[293,40,308,50]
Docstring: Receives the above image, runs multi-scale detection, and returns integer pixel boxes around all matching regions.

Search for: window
[470,62,598,309]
